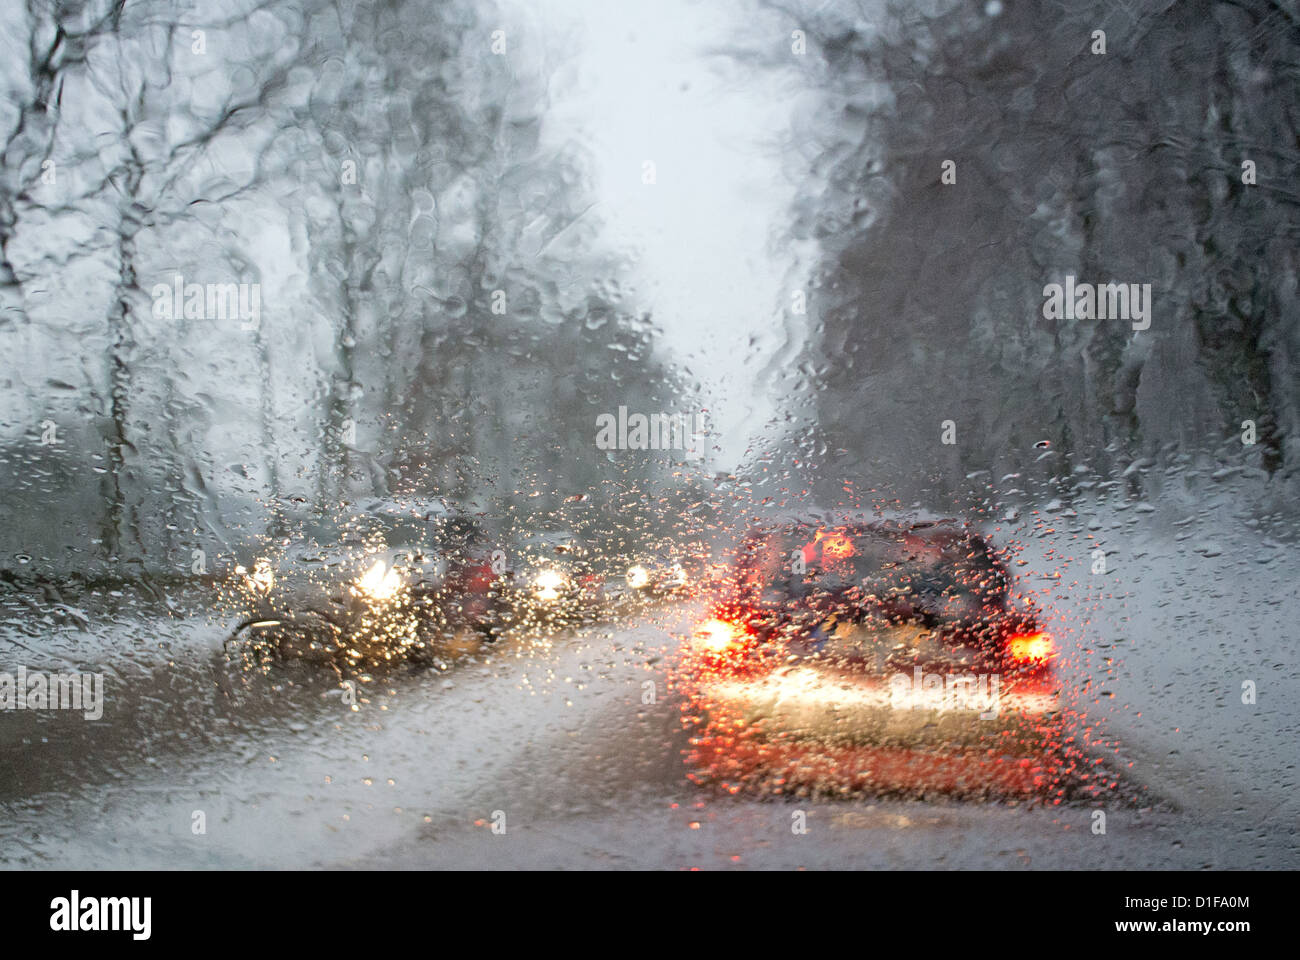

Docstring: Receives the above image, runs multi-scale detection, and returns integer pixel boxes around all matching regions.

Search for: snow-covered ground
[1012,500,1298,832]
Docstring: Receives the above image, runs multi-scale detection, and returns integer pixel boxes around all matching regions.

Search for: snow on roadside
[1011,498,1298,828]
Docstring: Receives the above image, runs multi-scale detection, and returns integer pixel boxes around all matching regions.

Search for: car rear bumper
[685,666,1064,797]
[687,736,1066,797]
[694,665,1059,749]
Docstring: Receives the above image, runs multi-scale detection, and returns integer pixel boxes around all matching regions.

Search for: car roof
[360,497,454,519]
[739,507,968,535]
[515,528,578,541]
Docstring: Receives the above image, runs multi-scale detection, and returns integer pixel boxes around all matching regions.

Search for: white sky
[510,0,809,469]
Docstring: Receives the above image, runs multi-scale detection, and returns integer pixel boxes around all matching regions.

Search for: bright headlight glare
[355,558,402,600]
[535,568,567,601]
[625,565,650,589]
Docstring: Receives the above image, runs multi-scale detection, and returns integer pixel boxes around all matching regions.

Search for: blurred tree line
[0,0,695,580]
[757,0,1298,512]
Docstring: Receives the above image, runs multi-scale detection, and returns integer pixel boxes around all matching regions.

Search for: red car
[679,513,1065,798]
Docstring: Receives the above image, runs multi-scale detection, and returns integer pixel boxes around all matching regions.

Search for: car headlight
[355,558,402,601]
[625,564,650,589]
[535,568,568,602]
[236,559,274,594]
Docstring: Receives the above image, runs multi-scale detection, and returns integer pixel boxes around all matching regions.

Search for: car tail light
[696,618,743,653]
[820,532,855,559]
[1008,630,1053,664]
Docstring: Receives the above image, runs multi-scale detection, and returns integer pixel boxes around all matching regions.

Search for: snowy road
[3,533,1295,870]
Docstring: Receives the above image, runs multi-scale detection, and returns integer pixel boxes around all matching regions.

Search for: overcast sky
[513,0,811,470]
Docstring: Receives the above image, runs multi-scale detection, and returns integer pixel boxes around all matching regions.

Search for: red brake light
[820,533,855,559]
[697,618,741,652]
[800,529,857,563]
[1008,631,1053,663]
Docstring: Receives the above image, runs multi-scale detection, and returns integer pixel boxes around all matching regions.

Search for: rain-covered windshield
[0,0,1296,876]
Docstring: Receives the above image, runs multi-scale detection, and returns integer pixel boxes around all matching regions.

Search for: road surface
[2,560,1294,869]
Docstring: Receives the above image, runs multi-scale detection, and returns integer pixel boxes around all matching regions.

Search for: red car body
[678,514,1067,798]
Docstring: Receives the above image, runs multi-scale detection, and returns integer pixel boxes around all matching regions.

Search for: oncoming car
[226,498,506,666]
[621,539,705,601]
[504,528,608,626]
[679,512,1064,797]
